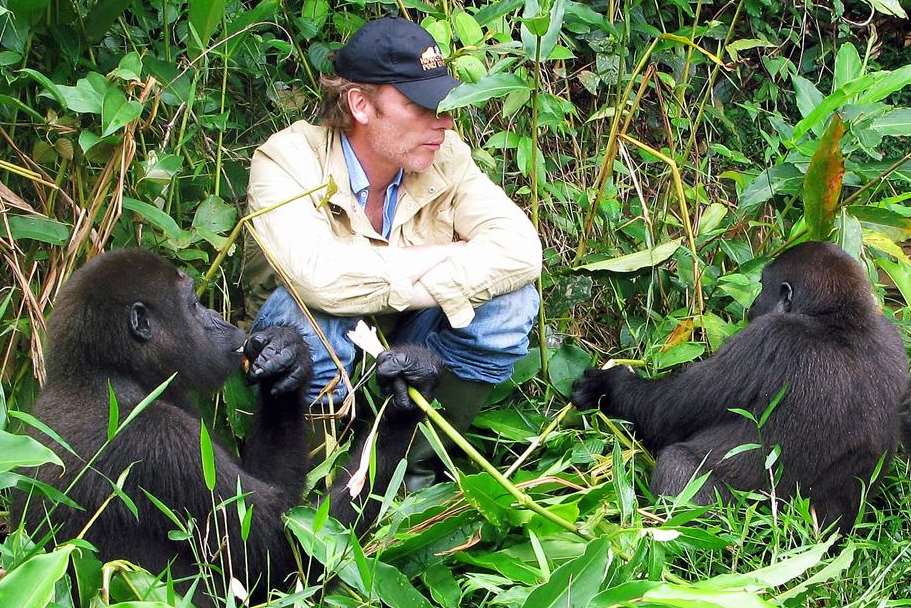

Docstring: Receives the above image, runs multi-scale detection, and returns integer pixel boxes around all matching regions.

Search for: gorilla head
[748,241,872,320]
[47,249,245,393]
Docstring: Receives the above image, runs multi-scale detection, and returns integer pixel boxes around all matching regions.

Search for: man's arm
[417,135,542,327]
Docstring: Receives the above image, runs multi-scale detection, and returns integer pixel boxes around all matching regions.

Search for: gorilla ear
[129,302,152,342]
[777,282,793,313]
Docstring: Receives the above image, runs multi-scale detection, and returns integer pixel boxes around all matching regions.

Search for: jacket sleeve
[417,136,543,328]
[247,139,417,316]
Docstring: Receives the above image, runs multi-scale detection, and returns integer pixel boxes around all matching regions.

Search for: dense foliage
[1,0,910,606]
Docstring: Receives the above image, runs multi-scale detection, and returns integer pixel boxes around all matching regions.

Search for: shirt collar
[340,133,403,196]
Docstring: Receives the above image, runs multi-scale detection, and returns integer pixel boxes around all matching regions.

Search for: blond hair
[318,74,380,131]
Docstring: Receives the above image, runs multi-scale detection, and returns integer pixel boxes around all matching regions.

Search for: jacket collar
[323,127,451,240]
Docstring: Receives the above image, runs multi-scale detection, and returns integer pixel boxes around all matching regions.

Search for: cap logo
[419,46,446,71]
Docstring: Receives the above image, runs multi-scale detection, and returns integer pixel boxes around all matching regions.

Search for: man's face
[361,85,454,173]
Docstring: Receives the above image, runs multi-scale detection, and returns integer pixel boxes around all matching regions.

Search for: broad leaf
[438,73,529,112]
[0,545,74,608]
[576,239,681,272]
[101,87,142,137]
[189,0,227,52]
[7,214,70,245]
[521,535,611,608]
[0,430,63,472]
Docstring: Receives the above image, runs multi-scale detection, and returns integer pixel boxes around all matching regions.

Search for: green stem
[214,18,229,198]
[408,387,592,540]
[529,35,548,381]
[196,181,332,296]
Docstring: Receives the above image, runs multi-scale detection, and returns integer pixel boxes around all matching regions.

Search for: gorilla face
[128,269,246,391]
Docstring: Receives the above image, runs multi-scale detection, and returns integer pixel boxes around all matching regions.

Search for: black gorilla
[573,241,909,531]
[18,248,438,601]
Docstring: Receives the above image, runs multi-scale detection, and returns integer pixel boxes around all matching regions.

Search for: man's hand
[376,345,443,411]
[245,326,313,396]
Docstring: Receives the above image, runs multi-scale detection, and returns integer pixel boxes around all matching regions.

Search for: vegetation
[1,0,911,606]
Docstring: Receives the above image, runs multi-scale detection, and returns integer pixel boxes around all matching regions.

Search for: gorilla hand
[376,345,443,415]
[245,326,312,396]
[571,365,634,415]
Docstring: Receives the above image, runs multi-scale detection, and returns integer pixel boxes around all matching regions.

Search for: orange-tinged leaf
[803,114,845,240]
[661,318,695,352]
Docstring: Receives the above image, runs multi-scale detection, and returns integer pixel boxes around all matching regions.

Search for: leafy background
[1,0,911,606]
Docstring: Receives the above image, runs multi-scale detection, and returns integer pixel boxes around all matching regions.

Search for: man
[244,17,542,488]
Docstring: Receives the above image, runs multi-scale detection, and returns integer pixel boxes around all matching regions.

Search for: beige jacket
[244,120,542,328]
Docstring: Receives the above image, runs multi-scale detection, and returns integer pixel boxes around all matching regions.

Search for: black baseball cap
[333,17,460,112]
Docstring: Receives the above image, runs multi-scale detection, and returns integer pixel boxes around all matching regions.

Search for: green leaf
[101,87,142,137]
[576,239,681,272]
[107,381,119,441]
[226,0,281,55]
[111,51,143,82]
[0,545,74,607]
[548,343,592,397]
[123,198,187,241]
[857,64,911,104]
[56,72,109,114]
[422,564,461,608]
[141,488,189,532]
[521,536,611,608]
[0,430,63,472]
[456,550,542,585]
[521,0,566,61]
[476,0,523,25]
[802,114,845,240]
[199,422,216,491]
[833,43,862,91]
[298,0,330,41]
[789,74,877,143]
[459,471,511,527]
[116,374,175,435]
[725,37,775,60]
[876,258,911,308]
[791,74,824,123]
[865,0,908,18]
[192,194,237,235]
[7,214,71,245]
[739,164,803,209]
[723,443,761,460]
[189,0,227,51]
[373,562,435,608]
[870,108,911,136]
[653,342,705,370]
[7,411,77,458]
[18,67,66,108]
[85,0,133,42]
[438,73,529,112]
[453,55,487,83]
[453,10,483,46]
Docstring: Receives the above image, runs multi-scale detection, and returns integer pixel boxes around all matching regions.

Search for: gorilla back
[573,241,909,531]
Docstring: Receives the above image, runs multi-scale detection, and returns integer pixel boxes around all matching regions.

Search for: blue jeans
[251,284,539,404]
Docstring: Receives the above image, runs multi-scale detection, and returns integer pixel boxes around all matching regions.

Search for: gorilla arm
[572,316,796,452]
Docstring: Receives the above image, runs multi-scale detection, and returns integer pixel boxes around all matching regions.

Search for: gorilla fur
[573,241,909,531]
[18,249,431,602]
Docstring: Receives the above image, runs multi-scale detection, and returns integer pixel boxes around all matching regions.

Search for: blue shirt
[341,134,403,240]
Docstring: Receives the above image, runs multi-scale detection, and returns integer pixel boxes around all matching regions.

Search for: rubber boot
[404,369,494,491]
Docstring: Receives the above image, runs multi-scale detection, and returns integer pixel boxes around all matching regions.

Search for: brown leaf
[803,114,845,240]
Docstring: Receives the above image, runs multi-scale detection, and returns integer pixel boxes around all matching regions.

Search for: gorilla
[572,241,909,531]
[17,248,438,602]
